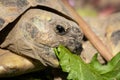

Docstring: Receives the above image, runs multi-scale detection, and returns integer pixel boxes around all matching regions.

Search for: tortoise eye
[55,25,66,35]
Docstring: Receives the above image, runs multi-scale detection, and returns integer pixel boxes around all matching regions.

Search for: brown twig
[62,0,113,61]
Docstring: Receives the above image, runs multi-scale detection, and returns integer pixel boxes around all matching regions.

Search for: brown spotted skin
[0,0,83,77]
[0,9,83,67]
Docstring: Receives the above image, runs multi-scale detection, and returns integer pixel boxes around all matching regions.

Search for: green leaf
[54,45,107,80]
[54,45,120,80]
[89,53,112,74]
[89,52,120,75]
[88,52,120,80]
[102,53,120,79]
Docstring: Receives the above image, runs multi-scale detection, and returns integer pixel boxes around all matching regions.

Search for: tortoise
[0,0,83,77]
[81,12,120,63]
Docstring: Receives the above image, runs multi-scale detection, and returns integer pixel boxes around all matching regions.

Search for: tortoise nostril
[73,44,83,54]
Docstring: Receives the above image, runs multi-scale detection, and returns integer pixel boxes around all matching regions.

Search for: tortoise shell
[0,0,73,31]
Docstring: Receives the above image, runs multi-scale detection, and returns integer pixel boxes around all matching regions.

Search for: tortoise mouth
[49,42,82,56]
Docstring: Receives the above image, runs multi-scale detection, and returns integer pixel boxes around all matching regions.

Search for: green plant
[54,45,120,80]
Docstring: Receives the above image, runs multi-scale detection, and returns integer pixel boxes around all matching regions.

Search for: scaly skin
[0,6,83,77]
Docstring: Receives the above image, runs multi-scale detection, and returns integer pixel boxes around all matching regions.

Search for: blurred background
[68,0,120,17]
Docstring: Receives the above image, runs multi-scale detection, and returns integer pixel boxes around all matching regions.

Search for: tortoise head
[1,9,83,67]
